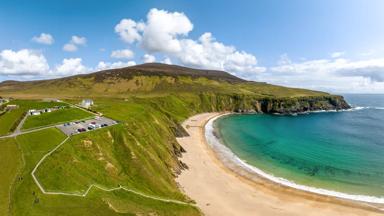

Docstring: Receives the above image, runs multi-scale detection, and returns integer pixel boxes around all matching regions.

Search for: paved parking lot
[56,116,117,136]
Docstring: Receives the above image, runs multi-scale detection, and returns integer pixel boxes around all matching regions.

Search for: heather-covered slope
[0,63,331,99]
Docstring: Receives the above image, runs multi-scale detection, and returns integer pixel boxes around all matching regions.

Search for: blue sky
[1,0,384,93]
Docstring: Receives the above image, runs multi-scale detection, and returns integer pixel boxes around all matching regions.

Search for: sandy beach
[176,112,384,216]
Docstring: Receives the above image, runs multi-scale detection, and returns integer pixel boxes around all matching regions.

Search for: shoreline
[176,112,384,216]
[206,113,384,204]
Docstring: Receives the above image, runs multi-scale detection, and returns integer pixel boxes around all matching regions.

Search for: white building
[30,110,41,116]
[6,104,18,110]
[81,99,94,108]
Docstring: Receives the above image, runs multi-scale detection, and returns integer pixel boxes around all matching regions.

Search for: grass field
[22,107,94,130]
[0,138,22,216]
[0,109,25,136]
[0,100,66,135]
[9,127,199,215]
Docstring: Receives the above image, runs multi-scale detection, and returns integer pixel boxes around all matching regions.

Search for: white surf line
[31,135,192,206]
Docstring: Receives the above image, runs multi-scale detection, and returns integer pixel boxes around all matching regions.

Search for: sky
[1,0,384,93]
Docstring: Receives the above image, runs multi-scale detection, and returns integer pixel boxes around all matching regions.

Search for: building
[30,111,41,116]
[29,109,41,115]
[81,99,94,108]
[6,104,18,110]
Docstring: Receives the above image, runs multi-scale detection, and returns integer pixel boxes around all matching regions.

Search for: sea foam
[205,114,384,204]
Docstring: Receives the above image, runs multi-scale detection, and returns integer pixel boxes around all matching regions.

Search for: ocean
[210,94,384,203]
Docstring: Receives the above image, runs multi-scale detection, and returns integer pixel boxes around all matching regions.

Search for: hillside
[0,63,330,99]
[0,63,350,215]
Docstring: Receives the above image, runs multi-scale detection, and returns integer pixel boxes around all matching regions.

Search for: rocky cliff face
[255,96,351,114]
[198,93,351,115]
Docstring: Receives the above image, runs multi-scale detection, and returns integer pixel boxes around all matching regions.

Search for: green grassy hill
[0,63,328,99]
[0,63,350,215]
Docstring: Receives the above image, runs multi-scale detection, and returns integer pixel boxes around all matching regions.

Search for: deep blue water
[215,94,384,197]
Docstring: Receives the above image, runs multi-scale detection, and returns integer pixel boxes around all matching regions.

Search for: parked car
[87,126,94,130]
[77,129,82,132]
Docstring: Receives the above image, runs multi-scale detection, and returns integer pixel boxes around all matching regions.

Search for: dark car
[81,128,86,132]
[87,126,94,130]
[77,129,82,132]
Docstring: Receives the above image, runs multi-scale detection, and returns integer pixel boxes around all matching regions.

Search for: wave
[348,106,384,111]
[205,115,384,204]
[297,106,384,115]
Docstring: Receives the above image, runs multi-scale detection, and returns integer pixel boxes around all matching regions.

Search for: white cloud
[0,49,49,75]
[54,58,88,76]
[32,33,54,45]
[63,35,87,52]
[71,36,87,45]
[270,57,384,81]
[360,49,375,57]
[110,49,134,59]
[115,8,265,75]
[143,54,156,63]
[115,19,144,43]
[259,57,384,93]
[174,33,265,75]
[141,8,193,53]
[63,43,78,52]
[162,57,172,64]
[96,60,136,71]
[330,51,345,58]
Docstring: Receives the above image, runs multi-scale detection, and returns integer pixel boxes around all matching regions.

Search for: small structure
[31,111,41,116]
[81,99,94,108]
[29,109,41,116]
[6,104,18,110]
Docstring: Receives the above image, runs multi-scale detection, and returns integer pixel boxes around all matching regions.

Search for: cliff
[196,93,350,115]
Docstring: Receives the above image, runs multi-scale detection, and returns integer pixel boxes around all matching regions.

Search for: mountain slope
[0,63,328,99]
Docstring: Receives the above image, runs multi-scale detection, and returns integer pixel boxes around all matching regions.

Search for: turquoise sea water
[214,94,384,198]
